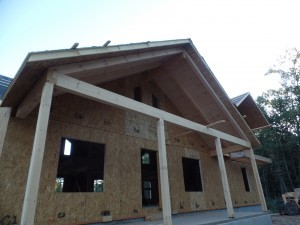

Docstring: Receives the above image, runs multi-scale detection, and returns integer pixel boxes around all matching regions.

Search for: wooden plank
[248,148,268,211]
[210,144,248,156]
[229,150,272,165]
[51,73,251,148]
[244,150,272,164]
[52,49,183,75]
[20,81,54,225]
[28,39,190,62]
[16,73,48,118]
[157,119,172,225]
[182,52,250,142]
[0,107,11,158]
[215,137,234,218]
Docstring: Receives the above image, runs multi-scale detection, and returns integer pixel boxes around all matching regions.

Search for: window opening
[152,94,158,108]
[134,87,142,102]
[55,138,105,192]
[141,149,159,206]
[182,157,203,192]
[241,167,250,192]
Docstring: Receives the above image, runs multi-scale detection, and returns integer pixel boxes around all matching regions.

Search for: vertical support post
[20,82,54,225]
[249,148,268,211]
[0,107,11,158]
[215,137,234,218]
[157,118,172,225]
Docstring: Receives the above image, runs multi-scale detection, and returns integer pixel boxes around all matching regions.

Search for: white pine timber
[0,107,11,158]
[51,73,251,148]
[20,82,54,225]
[215,137,234,218]
[28,39,190,62]
[52,49,183,75]
[183,52,250,142]
[157,119,172,225]
[230,150,272,164]
[210,144,248,156]
[16,73,47,119]
[249,148,268,211]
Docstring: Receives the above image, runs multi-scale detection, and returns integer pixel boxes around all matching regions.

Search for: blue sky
[1,0,300,98]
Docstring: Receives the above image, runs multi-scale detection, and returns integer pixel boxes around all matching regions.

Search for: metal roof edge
[28,39,192,62]
[232,92,250,106]
[1,53,32,102]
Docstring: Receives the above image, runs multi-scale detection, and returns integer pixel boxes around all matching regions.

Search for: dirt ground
[271,214,300,225]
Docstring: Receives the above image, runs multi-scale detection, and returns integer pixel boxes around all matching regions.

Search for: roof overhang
[1,39,261,151]
[229,150,272,165]
[232,93,269,130]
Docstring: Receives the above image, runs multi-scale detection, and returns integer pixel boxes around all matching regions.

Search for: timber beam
[49,73,251,148]
[210,144,248,156]
[182,51,249,142]
[16,73,48,118]
[51,48,183,75]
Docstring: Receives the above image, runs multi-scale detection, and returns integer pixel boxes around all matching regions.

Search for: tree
[255,48,300,200]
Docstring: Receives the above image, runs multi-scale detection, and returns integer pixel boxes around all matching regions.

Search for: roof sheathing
[2,39,191,108]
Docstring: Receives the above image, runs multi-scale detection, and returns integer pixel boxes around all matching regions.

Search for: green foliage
[265,197,284,213]
[255,48,300,199]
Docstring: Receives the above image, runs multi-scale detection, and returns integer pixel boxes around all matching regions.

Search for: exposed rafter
[182,51,250,142]
[51,48,182,75]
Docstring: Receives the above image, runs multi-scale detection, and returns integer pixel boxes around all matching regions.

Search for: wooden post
[0,107,11,158]
[249,148,268,211]
[20,82,54,225]
[215,137,234,218]
[157,118,172,225]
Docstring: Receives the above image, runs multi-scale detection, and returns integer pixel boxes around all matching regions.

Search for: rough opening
[241,167,250,192]
[141,149,159,206]
[182,157,203,192]
[55,138,105,192]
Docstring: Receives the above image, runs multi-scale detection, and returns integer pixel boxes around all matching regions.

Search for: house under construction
[0,39,272,225]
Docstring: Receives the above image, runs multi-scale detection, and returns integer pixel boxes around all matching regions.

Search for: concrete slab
[89,206,272,225]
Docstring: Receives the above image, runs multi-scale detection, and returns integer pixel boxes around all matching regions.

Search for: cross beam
[50,73,251,148]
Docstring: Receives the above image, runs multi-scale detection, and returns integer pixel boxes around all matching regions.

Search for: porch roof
[2,39,261,150]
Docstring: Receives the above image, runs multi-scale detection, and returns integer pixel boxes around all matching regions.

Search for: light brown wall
[0,73,260,225]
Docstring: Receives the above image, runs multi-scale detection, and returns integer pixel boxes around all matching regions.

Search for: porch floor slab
[90,206,273,225]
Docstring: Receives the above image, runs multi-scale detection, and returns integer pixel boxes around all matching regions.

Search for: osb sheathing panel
[0,73,261,224]
[226,161,260,206]
[0,117,36,222]
[0,107,11,156]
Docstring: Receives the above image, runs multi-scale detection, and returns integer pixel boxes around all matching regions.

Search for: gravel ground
[271,214,300,225]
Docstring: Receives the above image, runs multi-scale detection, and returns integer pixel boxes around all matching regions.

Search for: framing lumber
[157,119,172,225]
[182,52,249,142]
[210,144,248,156]
[215,137,234,218]
[0,107,11,158]
[16,72,51,118]
[20,82,54,225]
[51,49,182,75]
[230,150,272,164]
[50,73,251,148]
[249,148,268,211]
